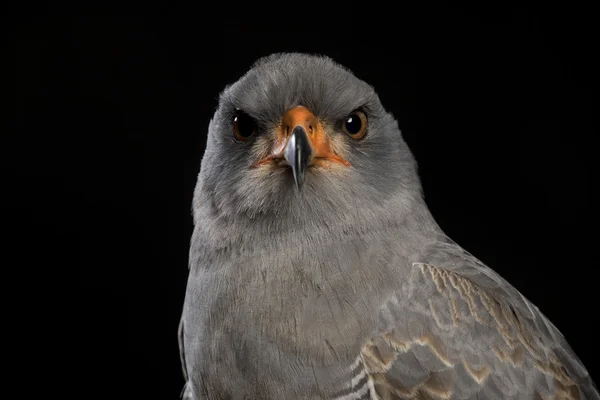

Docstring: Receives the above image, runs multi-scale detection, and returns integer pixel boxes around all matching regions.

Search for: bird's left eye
[342,110,368,140]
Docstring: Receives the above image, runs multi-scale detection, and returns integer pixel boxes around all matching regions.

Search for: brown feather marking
[461,278,486,323]
[447,272,478,322]
[510,346,525,365]
[383,331,412,353]
[418,263,428,277]
[448,291,461,326]
[550,354,577,386]
[368,264,585,400]
[429,266,447,293]
[416,331,452,367]
[492,344,508,362]
[372,372,421,399]
[552,378,580,400]
[516,330,544,361]
[462,359,491,384]
[533,353,577,391]
[491,343,525,367]
[429,298,445,329]
[421,371,454,399]
[445,271,475,322]
[534,392,546,400]
[440,270,450,290]
[362,341,392,373]
[364,337,399,372]
[478,290,515,344]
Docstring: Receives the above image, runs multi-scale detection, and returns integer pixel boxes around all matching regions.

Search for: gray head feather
[194,53,431,244]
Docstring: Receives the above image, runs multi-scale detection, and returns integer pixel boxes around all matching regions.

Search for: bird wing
[355,241,598,400]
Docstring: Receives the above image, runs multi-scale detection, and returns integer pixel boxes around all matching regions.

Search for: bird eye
[233,111,257,141]
[341,110,367,139]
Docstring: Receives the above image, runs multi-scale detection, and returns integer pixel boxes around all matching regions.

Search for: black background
[12,6,598,399]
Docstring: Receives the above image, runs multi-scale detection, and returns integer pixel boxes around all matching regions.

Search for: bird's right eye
[233,111,257,141]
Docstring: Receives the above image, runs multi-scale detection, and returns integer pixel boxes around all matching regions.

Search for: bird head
[195,53,424,232]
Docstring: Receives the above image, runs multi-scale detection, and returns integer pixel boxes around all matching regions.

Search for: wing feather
[357,243,598,400]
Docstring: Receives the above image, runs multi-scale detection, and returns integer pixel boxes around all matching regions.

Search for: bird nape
[178,53,598,400]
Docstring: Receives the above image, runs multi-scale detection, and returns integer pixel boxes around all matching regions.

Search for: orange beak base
[253,106,350,188]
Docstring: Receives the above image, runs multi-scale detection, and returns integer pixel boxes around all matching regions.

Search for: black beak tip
[294,170,305,190]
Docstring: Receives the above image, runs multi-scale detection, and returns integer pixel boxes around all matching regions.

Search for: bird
[178,53,598,399]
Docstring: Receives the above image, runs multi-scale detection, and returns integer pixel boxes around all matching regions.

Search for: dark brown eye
[342,110,367,139]
[233,111,257,141]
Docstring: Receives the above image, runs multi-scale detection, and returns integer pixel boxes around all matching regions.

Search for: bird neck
[190,189,443,270]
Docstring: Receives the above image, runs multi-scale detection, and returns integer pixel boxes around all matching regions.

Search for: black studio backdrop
[12,7,598,399]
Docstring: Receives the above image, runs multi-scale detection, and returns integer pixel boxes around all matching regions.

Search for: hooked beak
[284,126,312,189]
[254,106,350,190]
